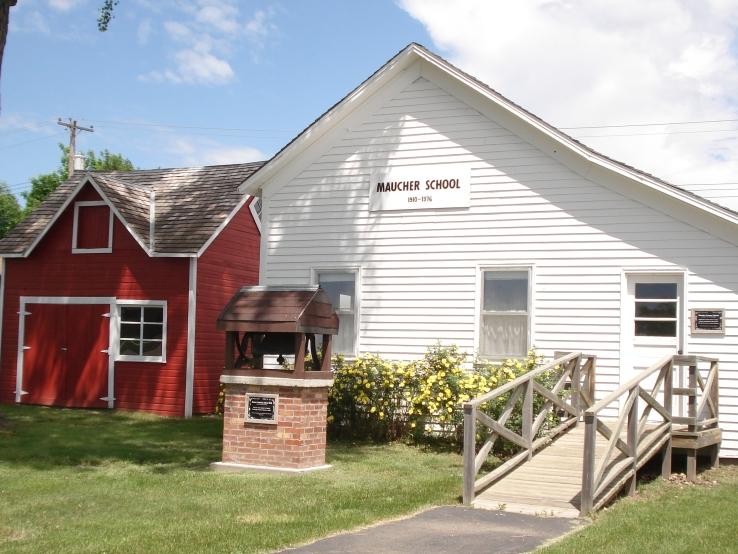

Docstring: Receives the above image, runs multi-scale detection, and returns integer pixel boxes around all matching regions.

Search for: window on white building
[634,282,678,337]
[117,302,167,362]
[318,272,357,355]
[480,270,529,358]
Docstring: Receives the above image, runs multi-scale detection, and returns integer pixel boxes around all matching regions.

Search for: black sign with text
[692,309,725,334]
[247,396,276,422]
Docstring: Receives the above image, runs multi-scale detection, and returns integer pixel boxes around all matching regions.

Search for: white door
[623,274,682,416]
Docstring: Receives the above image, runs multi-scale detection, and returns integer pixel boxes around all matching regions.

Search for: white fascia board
[238,44,420,195]
[21,177,91,258]
[241,42,738,233]
[196,195,253,257]
[85,176,154,256]
[22,175,154,258]
[411,48,738,229]
[248,197,262,233]
[249,62,422,198]
[150,252,198,258]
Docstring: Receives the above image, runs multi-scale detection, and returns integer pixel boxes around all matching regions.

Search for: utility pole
[57,118,94,178]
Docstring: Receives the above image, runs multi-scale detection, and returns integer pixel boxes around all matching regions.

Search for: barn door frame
[16,296,117,408]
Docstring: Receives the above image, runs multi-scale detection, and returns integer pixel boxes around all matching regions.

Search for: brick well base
[221,383,330,470]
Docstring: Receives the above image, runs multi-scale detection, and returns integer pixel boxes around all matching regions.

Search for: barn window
[318,271,357,356]
[116,302,167,362]
[480,269,530,359]
[72,201,113,253]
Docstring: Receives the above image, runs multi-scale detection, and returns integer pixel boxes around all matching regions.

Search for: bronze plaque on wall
[691,309,725,335]
[245,393,278,424]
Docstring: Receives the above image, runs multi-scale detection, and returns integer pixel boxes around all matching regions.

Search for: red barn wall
[193,198,260,414]
[0,185,190,416]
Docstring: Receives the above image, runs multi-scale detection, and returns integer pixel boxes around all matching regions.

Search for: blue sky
[1,0,434,199]
[3,1,738,203]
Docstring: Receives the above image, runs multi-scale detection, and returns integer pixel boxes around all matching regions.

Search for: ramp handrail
[462,351,597,505]
[671,355,720,431]
[580,355,674,515]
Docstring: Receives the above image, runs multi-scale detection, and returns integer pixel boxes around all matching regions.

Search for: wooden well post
[210,286,338,473]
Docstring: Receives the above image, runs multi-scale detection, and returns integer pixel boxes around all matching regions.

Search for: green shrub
[328,344,546,447]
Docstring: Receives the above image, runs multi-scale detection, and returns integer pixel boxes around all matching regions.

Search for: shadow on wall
[263,73,738,357]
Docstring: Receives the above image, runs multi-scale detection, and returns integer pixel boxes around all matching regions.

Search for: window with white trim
[634,282,678,337]
[72,201,113,253]
[480,270,530,358]
[318,272,357,355]
[117,303,166,362]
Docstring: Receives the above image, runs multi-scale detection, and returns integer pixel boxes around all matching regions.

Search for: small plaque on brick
[245,393,278,424]
[691,308,725,335]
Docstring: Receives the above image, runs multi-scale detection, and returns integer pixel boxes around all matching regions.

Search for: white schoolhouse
[240,43,738,458]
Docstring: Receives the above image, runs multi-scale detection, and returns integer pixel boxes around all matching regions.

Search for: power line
[574,128,738,138]
[560,118,738,130]
[82,117,297,134]
[0,132,66,151]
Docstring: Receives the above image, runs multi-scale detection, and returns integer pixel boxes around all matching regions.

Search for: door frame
[15,296,117,408]
[619,269,687,387]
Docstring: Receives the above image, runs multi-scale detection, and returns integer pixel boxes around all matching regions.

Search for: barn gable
[0,162,265,258]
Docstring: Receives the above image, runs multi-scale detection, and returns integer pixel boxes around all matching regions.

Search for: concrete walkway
[283,506,584,554]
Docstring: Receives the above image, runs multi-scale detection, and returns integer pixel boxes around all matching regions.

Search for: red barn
[0,163,262,416]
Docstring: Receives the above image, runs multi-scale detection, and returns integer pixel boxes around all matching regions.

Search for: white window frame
[72,201,113,254]
[476,265,533,360]
[115,300,167,363]
[634,282,679,339]
[312,266,361,358]
[249,197,262,232]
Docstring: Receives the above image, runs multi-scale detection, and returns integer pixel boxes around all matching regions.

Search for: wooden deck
[463,353,721,518]
[474,423,665,517]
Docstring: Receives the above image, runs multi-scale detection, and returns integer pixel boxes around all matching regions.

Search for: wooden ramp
[463,353,721,518]
[473,424,662,518]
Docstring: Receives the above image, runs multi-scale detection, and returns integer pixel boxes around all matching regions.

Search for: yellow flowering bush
[328,344,545,446]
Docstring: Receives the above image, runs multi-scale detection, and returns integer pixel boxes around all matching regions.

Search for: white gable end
[259,59,738,458]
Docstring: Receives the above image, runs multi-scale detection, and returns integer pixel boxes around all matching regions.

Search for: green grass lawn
[0,405,462,553]
[541,464,738,554]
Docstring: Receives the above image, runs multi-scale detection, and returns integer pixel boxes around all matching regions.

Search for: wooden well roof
[217,286,339,334]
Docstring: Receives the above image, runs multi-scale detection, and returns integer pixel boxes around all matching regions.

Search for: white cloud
[400,0,738,185]
[139,47,234,85]
[0,114,54,134]
[137,18,153,45]
[195,2,240,35]
[245,9,277,47]
[163,20,193,42]
[165,136,265,166]
[139,2,278,86]
[47,0,84,11]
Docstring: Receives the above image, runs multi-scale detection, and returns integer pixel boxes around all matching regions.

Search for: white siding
[262,75,738,457]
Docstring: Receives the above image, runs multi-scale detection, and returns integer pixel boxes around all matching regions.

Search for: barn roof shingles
[0,161,264,257]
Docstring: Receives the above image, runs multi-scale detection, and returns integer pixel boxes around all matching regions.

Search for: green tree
[0,181,22,238]
[0,1,17,107]
[22,143,134,214]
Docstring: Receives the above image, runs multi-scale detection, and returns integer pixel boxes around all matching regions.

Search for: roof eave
[238,43,420,195]
[240,42,738,229]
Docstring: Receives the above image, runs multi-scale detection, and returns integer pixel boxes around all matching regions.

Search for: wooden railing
[580,355,674,515]
[671,355,720,432]
[462,352,597,506]
[671,355,720,479]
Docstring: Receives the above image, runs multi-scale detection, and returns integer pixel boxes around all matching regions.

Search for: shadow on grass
[0,404,223,472]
